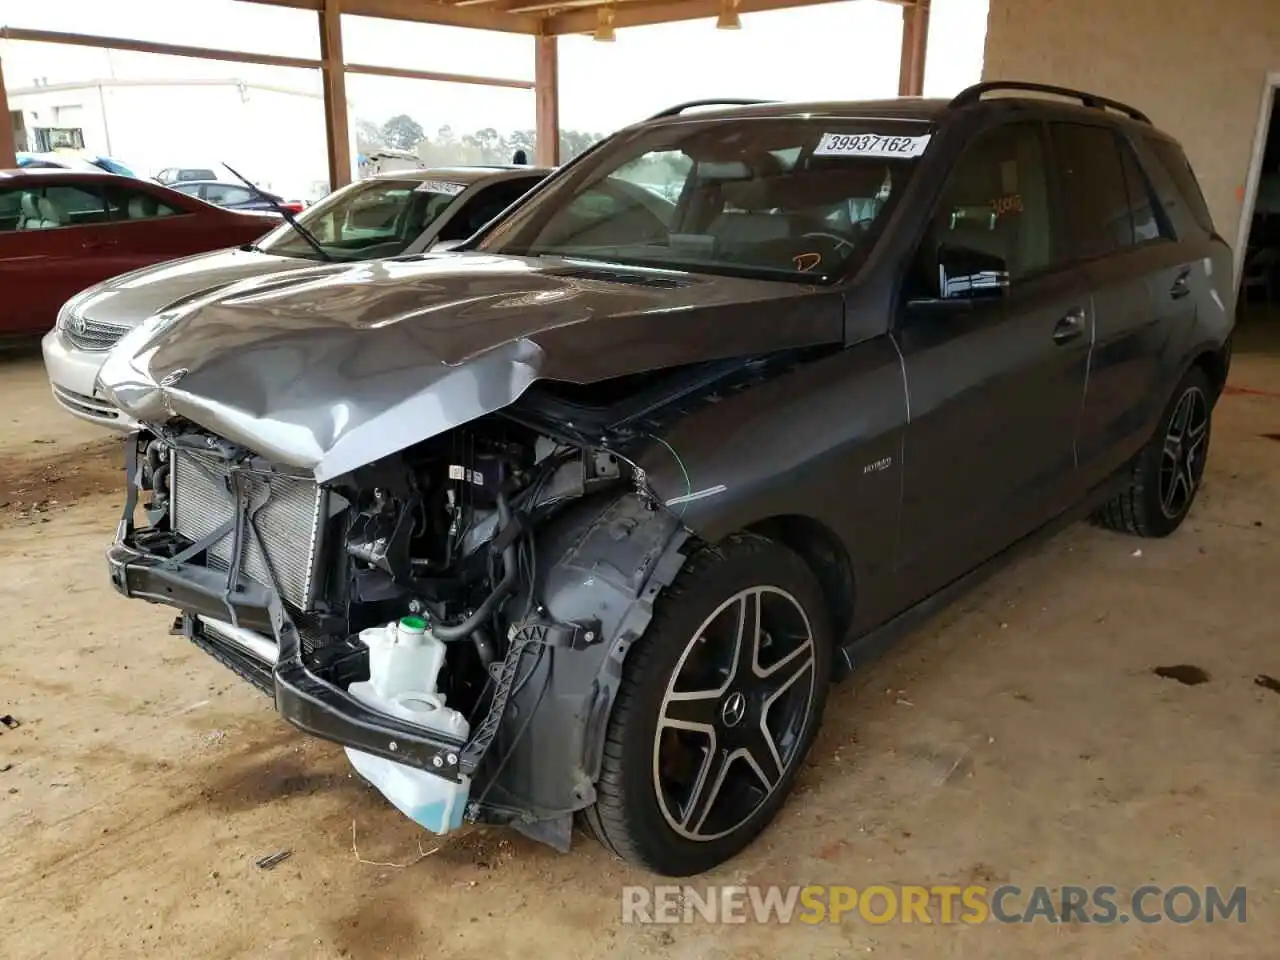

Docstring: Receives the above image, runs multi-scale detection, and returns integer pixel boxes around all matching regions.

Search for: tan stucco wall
[983,0,1280,256]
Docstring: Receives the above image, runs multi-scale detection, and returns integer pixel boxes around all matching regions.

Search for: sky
[1,0,990,136]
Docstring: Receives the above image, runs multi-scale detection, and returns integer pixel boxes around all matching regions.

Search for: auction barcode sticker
[813,133,932,159]
[415,180,466,196]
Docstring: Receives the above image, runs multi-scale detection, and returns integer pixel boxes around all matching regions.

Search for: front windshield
[478,117,928,282]
[258,177,464,260]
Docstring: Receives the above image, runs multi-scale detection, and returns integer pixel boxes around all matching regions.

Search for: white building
[9,77,357,202]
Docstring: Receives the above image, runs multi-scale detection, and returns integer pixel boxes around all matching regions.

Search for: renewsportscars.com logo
[621,884,1247,926]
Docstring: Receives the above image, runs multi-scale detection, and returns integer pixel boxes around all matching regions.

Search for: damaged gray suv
[102,82,1233,876]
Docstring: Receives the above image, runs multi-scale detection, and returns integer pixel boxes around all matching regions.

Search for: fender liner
[470,492,690,828]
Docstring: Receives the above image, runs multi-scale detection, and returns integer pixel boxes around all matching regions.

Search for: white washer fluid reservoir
[359,615,446,700]
[345,615,472,834]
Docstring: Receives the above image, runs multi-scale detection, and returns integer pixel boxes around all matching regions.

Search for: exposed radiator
[171,450,323,611]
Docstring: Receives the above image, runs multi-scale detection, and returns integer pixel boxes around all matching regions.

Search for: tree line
[358,114,606,166]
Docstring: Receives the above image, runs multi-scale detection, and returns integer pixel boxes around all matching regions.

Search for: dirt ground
[1,336,1278,959]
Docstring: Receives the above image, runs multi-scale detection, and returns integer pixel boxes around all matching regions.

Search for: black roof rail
[948,81,1152,124]
[647,98,776,120]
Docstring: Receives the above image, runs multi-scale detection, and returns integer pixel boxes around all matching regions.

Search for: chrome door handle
[1170,269,1192,300]
[1052,308,1086,345]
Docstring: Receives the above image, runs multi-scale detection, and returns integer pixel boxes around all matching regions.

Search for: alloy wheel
[652,586,817,842]
[1158,386,1209,519]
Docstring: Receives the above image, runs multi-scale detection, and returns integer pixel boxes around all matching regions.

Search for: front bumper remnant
[107,436,469,782]
[108,540,467,779]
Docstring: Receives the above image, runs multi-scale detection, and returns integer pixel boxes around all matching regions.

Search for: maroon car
[0,169,278,339]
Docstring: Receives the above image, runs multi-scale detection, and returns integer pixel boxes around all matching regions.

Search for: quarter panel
[1171,240,1235,387]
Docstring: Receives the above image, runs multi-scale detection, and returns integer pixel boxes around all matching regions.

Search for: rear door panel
[1059,124,1195,483]
[1080,246,1185,477]
[102,184,234,273]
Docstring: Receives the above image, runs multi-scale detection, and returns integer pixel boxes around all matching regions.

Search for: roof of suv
[644,98,952,126]
[368,166,553,186]
[637,82,1160,134]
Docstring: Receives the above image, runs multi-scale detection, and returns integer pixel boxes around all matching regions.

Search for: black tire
[585,533,833,876]
[1093,367,1213,537]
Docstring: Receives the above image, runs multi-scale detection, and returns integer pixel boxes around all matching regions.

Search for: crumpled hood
[71,247,323,330]
[99,252,840,482]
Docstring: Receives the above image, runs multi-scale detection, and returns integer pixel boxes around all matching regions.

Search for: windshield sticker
[991,193,1025,217]
[415,180,466,196]
[813,133,932,159]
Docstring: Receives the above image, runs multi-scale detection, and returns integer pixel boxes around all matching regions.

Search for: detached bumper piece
[109,538,469,781]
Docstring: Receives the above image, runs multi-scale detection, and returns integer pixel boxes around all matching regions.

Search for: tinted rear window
[1117,139,1171,242]
[1145,137,1215,234]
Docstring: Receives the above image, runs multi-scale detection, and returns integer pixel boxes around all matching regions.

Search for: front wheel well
[745,514,855,639]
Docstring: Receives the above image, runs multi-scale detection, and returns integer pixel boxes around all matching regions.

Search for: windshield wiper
[222,162,331,262]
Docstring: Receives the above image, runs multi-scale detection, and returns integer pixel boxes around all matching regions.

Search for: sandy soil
[0,347,1277,959]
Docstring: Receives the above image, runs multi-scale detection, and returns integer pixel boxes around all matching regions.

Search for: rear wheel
[586,533,832,876]
[1094,367,1212,537]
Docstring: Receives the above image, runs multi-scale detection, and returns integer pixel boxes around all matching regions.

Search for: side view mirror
[937,243,1009,299]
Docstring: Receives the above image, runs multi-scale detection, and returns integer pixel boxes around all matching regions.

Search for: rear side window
[1145,136,1215,234]
[1050,123,1133,258]
[0,188,20,231]
[1117,140,1170,242]
[102,184,178,221]
[34,184,110,228]
[205,184,255,205]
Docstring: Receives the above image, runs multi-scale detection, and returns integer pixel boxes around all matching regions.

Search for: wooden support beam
[534,35,559,166]
[457,0,597,12]
[898,0,929,97]
[245,0,915,36]
[543,0,906,36]
[0,25,321,69]
[319,1,352,189]
[0,56,16,169]
[241,0,541,34]
[345,61,532,88]
[0,26,527,92]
